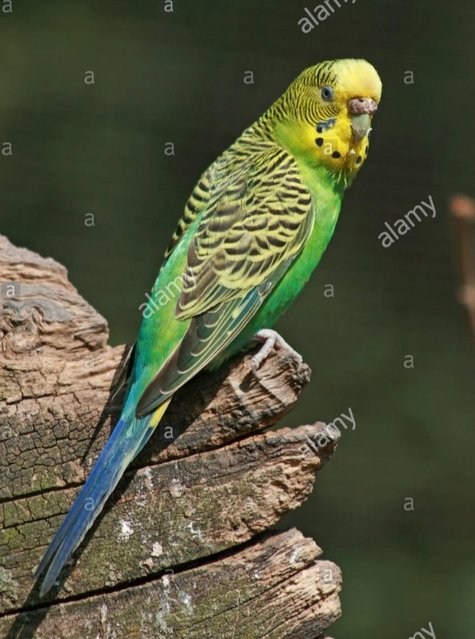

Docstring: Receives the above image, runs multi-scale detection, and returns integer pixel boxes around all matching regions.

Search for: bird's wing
[136,147,314,416]
[163,168,215,262]
[109,342,136,401]
[162,138,241,263]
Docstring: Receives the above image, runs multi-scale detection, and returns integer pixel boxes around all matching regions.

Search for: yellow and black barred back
[176,147,312,318]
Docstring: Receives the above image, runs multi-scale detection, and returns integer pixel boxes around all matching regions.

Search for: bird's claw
[250,329,302,373]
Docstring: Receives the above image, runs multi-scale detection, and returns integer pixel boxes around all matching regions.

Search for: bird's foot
[250,329,302,373]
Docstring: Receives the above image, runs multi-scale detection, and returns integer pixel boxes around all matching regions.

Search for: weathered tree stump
[0,235,341,638]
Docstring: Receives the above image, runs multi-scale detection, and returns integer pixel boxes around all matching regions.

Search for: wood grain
[0,235,341,638]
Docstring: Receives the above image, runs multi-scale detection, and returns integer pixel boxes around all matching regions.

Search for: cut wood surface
[0,235,342,638]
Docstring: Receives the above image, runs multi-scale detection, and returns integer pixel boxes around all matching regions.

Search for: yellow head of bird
[273,59,382,183]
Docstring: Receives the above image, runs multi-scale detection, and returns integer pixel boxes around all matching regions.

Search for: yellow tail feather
[149,398,172,429]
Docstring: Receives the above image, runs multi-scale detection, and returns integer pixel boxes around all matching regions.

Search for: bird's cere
[348,97,378,115]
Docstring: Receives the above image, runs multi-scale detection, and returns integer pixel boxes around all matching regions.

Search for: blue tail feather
[36,407,154,596]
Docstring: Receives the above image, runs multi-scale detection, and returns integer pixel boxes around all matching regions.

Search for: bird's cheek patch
[315,118,336,134]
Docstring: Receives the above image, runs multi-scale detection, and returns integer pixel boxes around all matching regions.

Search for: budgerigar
[36,58,382,596]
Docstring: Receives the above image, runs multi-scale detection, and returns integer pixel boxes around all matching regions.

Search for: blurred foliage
[1,1,474,636]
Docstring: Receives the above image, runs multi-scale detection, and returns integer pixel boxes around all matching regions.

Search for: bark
[0,235,341,638]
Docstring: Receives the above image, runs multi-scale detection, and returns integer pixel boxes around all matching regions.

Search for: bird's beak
[348,97,378,141]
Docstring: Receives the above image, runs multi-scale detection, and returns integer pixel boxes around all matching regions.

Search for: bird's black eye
[320,86,334,101]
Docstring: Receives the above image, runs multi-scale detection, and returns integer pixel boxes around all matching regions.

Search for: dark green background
[2,1,474,636]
